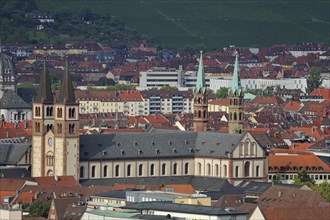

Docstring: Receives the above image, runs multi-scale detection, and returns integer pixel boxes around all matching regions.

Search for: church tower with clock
[32,57,79,179]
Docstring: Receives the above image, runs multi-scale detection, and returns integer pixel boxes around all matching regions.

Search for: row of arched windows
[194,110,207,118]
[81,162,191,178]
[234,163,260,178]
[239,140,256,156]
[230,98,243,106]
[197,163,227,177]
[35,107,76,118]
[229,112,243,121]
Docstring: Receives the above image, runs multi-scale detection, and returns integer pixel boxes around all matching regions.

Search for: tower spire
[195,51,206,94]
[58,57,75,103]
[35,57,53,103]
[231,51,241,95]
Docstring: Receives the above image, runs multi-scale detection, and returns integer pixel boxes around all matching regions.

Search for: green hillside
[36,0,329,49]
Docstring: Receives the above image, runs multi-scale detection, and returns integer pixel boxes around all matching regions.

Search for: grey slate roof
[80,176,230,191]
[0,143,31,165]
[94,189,133,199]
[122,202,248,216]
[79,131,244,160]
[0,89,30,109]
[0,167,30,178]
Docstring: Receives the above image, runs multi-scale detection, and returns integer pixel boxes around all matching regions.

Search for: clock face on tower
[48,137,53,147]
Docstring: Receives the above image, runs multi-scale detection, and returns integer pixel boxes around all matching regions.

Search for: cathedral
[31,53,268,186]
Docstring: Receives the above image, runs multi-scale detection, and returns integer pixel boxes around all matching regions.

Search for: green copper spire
[35,57,53,103]
[230,51,242,95]
[195,51,206,94]
[58,57,76,104]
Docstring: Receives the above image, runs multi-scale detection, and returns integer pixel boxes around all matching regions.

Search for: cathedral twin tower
[193,50,244,133]
[32,58,80,180]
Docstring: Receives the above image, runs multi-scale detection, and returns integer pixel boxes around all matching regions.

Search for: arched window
[115,165,120,177]
[91,165,96,178]
[35,107,40,117]
[150,164,155,176]
[229,112,232,120]
[138,164,143,176]
[46,124,53,132]
[57,123,62,134]
[103,165,108,177]
[234,112,237,120]
[235,166,239,177]
[203,110,206,118]
[250,143,255,155]
[239,143,244,155]
[197,162,202,175]
[256,165,260,177]
[245,162,250,177]
[198,110,201,118]
[207,163,211,175]
[57,108,62,118]
[127,164,131,177]
[245,140,250,155]
[173,163,177,175]
[69,108,75,118]
[215,164,219,176]
[239,112,243,120]
[161,163,166,175]
[223,165,227,177]
[184,162,189,175]
[80,166,84,178]
[35,122,40,132]
[69,124,75,134]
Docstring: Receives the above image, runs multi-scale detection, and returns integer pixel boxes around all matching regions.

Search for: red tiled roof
[118,90,143,101]
[251,96,284,106]
[33,176,79,187]
[144,115,169,123]
[208,98,229,106]
[261,207,330,220]
[310,88,330,99]
[282,100,302,111]
[161,184,195,194]
[268,149,330,172]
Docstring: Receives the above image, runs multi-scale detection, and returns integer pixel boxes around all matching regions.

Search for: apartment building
[141,90,193,115]
[210,78,307,92]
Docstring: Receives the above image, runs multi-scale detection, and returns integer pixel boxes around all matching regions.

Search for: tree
[314,181,330,202]
[98,77,115,86]
[160,86,178,91]
[273,172,281,184]
[29,200,51,218]
[293,170,315,186]
[307,67,322,94]
[216,87,229,98]
[244,88,257,95]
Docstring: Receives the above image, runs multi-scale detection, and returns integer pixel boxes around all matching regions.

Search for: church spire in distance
[58,57,76,104]
[35,57,53,103]
[229,50,242,96]
[195,51,206,94]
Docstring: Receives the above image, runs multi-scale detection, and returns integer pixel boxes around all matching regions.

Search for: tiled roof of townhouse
[268,149,330,172]
[118,90,143,101]
[290,126,323,141]
[74,90,117,101]
[256,185,326,208]
[310,88,330,100]
[32,176,80,187]
[250,96,284,106]
[208,98,230,106]
[282,100,303,112]
[259,206,330,220]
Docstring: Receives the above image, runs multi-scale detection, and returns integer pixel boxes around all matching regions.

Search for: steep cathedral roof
[58,58,76,104]
[195,51,206,94]
[35,58,53,103]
